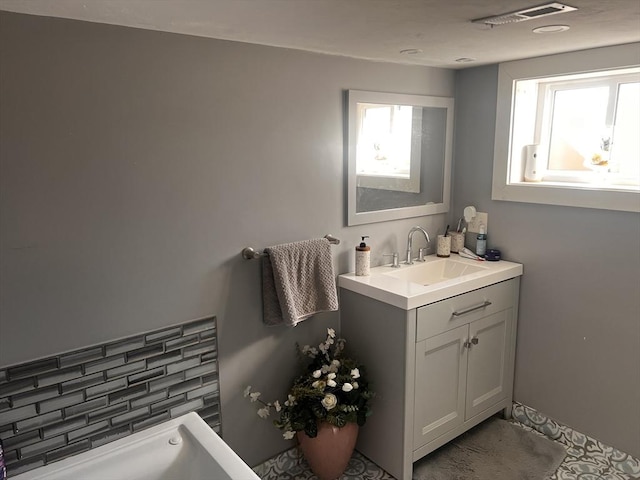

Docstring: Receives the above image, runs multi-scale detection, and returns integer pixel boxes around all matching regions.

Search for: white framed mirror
[347,90,454,226]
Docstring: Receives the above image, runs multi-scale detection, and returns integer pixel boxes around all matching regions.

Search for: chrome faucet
[405,226,430,264]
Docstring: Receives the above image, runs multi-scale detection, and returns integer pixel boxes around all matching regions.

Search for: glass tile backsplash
[0,316,220,476]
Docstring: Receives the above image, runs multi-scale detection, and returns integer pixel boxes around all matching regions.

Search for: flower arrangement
[245,328,373,440]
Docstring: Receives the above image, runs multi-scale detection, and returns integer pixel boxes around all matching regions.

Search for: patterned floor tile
[254,448,394,480]
[255,403,640,480]
[512,402,639,480]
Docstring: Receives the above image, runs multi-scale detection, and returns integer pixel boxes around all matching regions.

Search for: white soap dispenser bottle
[355,236,371,276]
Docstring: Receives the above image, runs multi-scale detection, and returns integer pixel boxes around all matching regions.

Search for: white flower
[319,343,329,354]
[352,382,359,389]
[302,345,318,358]
[257,407,270,418]
[321,364,330,374]
[327,379,337,387]
[274,400,282,412]
[283,430,296,440]
[331,359,341,368]
[328,328,336,338]
[342,383,354,392]
[312,369,322,378]
[284,395,296,407]
[350,368,360,379]
[243,386,252,397]
[321,393,338,410]
[327,373,336,380]
[249,392,261,402]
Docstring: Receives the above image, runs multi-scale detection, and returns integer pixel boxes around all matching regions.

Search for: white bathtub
[13,412,260,480]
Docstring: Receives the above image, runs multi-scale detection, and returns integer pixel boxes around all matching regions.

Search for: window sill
[491,180,640,212]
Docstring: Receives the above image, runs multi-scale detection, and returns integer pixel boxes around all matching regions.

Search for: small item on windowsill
[485,249,501,261]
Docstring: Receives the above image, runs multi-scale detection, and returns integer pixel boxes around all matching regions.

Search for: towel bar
[241,234,340,260]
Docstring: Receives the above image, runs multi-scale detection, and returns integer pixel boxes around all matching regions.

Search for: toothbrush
[459,247,485,261]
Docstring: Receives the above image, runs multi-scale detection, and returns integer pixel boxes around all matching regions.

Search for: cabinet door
[414,325,468,449]
[465,309,511,418]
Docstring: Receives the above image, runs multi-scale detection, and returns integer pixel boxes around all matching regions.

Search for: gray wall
[452,64,640,458]
[0,12,453,466]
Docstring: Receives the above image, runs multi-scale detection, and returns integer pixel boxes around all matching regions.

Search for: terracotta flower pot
[296,422,359,480]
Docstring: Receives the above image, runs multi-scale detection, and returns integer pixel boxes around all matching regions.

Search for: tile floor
[253,403,640,480]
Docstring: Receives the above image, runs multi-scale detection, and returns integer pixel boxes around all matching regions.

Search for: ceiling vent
[472,3,577,26]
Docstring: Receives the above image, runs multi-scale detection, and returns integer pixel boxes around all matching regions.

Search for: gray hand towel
[262,238,338,326]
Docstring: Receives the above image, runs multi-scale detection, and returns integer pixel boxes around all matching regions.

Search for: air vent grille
[472,3,577,26]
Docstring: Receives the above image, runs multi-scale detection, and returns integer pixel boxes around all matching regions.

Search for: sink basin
[338,254,523,310]
[383,258,488,285]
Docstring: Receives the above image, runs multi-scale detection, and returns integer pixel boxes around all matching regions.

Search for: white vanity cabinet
[340,277,520,480]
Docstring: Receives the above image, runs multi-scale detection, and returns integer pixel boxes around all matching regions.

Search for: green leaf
[311,402,326,419]
[304,420,318,438]
[334,414,347,428]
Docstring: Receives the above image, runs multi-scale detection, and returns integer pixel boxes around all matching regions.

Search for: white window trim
[492,43,640,212]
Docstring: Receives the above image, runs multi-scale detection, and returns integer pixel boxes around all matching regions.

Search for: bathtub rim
[11,411,259,480]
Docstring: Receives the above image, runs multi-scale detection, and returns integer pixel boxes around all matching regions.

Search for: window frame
[539,71,638,178]
[492,43,640,212]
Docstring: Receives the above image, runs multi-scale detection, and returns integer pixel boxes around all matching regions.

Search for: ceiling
[1,0,639,68]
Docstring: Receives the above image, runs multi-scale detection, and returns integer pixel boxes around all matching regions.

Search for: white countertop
[338,254,523,310]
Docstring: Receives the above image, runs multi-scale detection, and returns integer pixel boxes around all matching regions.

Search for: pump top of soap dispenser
[357,236,370,251]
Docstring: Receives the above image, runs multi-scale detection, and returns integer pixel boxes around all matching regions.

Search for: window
[492,43,640,212]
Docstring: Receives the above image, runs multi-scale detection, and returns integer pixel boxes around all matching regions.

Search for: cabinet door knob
[464,337,479,348]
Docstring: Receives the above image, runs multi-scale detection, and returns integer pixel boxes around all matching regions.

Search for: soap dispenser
[355,236,371,276]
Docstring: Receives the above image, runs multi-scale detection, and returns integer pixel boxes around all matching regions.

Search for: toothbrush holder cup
[449,232,465,253]
[437,235,451,258]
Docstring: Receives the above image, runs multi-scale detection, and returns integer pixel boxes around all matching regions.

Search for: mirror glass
[347,90,454,225]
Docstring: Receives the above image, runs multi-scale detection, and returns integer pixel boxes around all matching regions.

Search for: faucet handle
[417,247,427,262]
[383,252,401,268]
